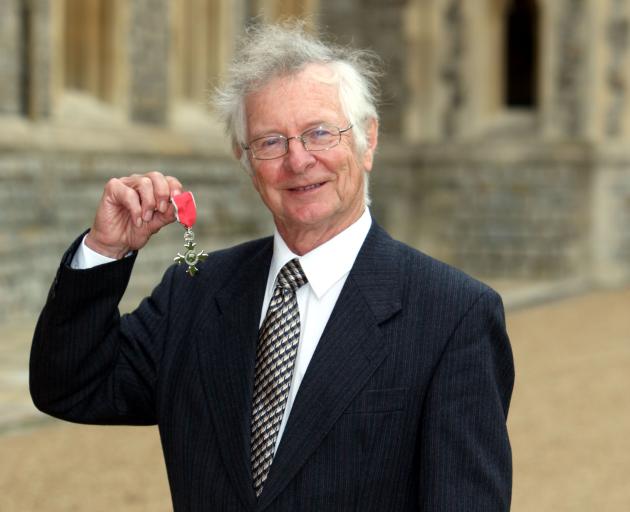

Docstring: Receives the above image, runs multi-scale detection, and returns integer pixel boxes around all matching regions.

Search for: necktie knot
[277,258,308,292]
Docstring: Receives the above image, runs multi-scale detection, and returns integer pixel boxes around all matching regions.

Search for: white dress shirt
[71,208,373,453]
[71,236,119,268]
[261,208,372,452]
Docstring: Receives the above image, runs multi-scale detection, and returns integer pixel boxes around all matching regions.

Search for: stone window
[172,0,319,107]
[504,0,538,107]
[62,0,119,102]
[173,0,233,104]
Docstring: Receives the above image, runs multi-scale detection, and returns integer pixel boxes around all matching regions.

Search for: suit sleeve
[29,234,175,426]
[418,289,514,511]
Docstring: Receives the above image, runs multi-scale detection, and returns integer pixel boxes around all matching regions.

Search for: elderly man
[31,23,514,511]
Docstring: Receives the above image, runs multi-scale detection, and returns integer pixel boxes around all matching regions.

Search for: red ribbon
[171,191,197,228]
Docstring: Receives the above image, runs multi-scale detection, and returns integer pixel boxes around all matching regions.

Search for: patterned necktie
[251,258,308,497]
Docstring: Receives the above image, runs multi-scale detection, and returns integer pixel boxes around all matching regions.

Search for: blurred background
[0,0,629,510]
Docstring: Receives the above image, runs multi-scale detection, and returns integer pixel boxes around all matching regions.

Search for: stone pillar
[438,0,467,138]
[604,0,630,138]
[30,0,53,119]
[0,0,20,115]
[129,0,170,124]
[402,0,437,142]
[319,0,408,137]
[549,0,589,137]
[317,0,359,46]
[359,0,408,136]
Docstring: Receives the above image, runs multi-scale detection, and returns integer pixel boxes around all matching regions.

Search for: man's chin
[276,205,335,229]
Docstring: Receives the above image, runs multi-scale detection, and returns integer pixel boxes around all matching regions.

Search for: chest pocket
[343,387,407,414]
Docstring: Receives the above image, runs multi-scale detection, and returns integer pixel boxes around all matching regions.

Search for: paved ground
[507,286,630,511]
[1,285,629,511]
[0,319,43,435]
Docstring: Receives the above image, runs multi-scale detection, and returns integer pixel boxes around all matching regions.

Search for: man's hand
[85,172,184,259]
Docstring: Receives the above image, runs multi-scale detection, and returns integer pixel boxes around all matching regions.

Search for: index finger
[166,175,184,198]
[156,176,185,224]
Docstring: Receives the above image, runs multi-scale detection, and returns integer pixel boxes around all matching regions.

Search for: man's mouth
[290,182,324,192]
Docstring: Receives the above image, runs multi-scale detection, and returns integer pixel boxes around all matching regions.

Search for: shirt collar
[270,208,372,299]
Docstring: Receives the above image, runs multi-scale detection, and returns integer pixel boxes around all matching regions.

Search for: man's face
[241,64,377,246]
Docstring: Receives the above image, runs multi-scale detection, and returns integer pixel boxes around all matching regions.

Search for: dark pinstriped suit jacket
[30,222,514,511]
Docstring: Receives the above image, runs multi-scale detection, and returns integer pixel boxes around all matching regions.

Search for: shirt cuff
[70,234,119,269]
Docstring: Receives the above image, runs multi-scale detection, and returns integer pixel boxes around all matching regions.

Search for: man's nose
[285,136,315,172]
[286,135,308,152]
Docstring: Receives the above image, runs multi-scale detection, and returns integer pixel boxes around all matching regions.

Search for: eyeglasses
[241,123,353,160]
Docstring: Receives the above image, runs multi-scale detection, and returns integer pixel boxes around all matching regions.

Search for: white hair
[213,21,381,202]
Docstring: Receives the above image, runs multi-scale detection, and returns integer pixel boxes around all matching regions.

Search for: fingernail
[143,210,153,222]
[159,200,166,212]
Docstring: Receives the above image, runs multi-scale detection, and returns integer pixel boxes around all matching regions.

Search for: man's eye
[307,127,334,141]
[259,137,282,148]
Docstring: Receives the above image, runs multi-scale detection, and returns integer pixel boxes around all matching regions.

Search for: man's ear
[362,118,379,173]
[233,142,243,160]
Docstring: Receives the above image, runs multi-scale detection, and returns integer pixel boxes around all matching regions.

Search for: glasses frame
[241,123,353,160]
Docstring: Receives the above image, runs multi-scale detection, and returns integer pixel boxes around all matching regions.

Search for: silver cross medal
[171,191,208,277]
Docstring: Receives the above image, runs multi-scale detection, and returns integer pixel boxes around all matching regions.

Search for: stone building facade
[1,0,630,321]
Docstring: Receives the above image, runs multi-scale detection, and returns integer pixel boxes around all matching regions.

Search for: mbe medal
[171,191,208,277]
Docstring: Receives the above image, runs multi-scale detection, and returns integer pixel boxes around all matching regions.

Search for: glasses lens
[251,135,287,159]
[303,125,340,151]
[247,124,345,159]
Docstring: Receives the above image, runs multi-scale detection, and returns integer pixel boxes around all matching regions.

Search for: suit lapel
[195,238,273,510]
[257,224,403,510]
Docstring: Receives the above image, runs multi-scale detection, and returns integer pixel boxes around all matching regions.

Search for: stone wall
[0,148,272,322]
[3,138,630,324]
[592,148,630,285]
[4,0,630,325]
[372,140,594,281]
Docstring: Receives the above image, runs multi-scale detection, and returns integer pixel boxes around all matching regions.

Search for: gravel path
[508,287,630,511]
[1,287,629,511]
